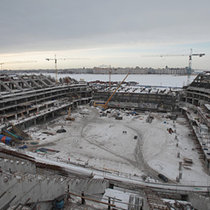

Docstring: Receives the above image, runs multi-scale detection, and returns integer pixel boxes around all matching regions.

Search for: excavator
[94,72,129,110]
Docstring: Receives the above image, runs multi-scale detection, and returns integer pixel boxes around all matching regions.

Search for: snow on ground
[26,105,210,185]
[128,113,210,185]
[27,107,143,177]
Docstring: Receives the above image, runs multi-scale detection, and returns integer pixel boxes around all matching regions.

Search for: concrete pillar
[108,197,111,210]
[179,162,182,170]
[179,172,182,179]
[81,191,85,205]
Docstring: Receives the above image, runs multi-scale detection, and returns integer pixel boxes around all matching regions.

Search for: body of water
[24,72,196,88]
[55,73,196,88]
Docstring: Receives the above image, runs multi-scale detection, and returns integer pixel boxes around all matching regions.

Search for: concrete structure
[1,73,210,209]
[180,72,210,173]
[0,147,109,209]
[0,146,208,209]
[93,86,179,112]
[189,193,210,210]
[0,74,92,130]
[182,71,210,106]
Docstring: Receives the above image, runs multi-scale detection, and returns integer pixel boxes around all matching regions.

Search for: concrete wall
[0,153,36,174]
[189,193,210,210]
[0,157,36,174]
[0,172,67,209]
[94,91,177,111]
[68,178,108,195]
[0,169,108,210]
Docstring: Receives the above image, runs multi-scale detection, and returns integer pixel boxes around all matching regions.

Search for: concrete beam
[0,81,12,93]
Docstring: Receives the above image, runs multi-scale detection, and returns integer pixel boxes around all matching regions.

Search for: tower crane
[46,54,66,83]
[188,49,205,74]
[46,55,89,83]
[157,49,205,75]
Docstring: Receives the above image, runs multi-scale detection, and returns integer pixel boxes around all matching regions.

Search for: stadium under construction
[0,72,210,209]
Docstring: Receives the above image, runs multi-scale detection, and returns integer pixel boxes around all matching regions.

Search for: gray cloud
[0,0,210,53]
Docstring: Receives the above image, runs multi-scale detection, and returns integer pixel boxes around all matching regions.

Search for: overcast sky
[0,0,209,70]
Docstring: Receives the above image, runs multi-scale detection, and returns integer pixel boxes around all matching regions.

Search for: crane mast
[46,54,66,83]
[149,49,205,75]
[188,49,205,74]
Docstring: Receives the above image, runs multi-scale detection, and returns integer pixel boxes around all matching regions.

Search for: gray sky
[0,0,210,69]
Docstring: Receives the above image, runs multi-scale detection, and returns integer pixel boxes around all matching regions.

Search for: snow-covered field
[27,105,210,185]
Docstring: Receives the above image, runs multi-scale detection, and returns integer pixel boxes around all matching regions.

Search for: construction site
[0,72,210,210]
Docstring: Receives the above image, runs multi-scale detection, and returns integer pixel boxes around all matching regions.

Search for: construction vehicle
[66,107,75,121]
[94,73,129,110]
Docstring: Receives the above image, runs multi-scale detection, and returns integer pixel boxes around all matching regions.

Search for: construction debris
[66,107,75,121]
[183,158,193,164]
[167,128,174,134]
[42,131,55,136]
[144,189,170,210]
[115,116,123,120]
[146,114,154,123]
[56,128,66,133]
